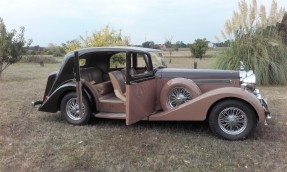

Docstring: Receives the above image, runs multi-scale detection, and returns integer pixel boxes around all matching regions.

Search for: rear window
[79,59,86,67]
[110,53,126,68]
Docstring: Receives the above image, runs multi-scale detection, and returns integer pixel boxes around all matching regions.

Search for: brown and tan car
[32,46,271,140]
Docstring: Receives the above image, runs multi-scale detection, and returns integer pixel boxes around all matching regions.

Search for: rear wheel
[208,100,257,140]
[60,92,91,125]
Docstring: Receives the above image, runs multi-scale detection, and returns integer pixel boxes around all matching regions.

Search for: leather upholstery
[81,67,113,96]
[80,67,103,83]
[109,71,126,101]
[93,81,113,95]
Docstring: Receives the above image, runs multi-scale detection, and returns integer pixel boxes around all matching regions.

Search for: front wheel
[60,92,91,125]
[208,100,257,140]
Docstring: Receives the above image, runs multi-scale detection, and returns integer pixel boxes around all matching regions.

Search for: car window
[79,59,86,67]
[135,53,153,73]
[110,53,126,69]
[136,53,146,68]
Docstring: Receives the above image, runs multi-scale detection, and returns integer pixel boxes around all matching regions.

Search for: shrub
[190,38,208,59]
[215,0,287,85]
[21,55,58,64]
[216,33,287,85]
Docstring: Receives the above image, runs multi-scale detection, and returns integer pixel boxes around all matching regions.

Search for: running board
[94,112,126,119]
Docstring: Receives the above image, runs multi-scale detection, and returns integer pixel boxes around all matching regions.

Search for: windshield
[150,52,167,68]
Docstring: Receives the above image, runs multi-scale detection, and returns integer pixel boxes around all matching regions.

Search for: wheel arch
[206,97,259,121]
[56,86,95,112]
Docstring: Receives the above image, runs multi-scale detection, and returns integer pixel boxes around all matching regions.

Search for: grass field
[0,53,287,171]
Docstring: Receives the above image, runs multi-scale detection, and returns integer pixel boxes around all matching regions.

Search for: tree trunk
[0,63,2,79]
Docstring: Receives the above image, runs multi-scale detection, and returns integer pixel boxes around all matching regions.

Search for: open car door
[126,52,157,125]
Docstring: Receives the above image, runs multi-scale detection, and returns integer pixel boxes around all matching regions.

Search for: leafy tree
[142,41,155,48]
[62,39,81,53]
[45,43,65,57]
[153,44,161,49]
[64,25,129,67]
[64,25,129,52]
[0,17,32,79]
[175,41,187,50]
[216,0,287,85]
[214,40,230,47]
[190,38,208,59]
[110,54,126,68]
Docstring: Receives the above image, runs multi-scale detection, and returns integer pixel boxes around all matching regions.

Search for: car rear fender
[38,82,93,113]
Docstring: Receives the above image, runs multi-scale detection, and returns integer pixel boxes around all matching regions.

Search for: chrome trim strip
[193,79,232,84]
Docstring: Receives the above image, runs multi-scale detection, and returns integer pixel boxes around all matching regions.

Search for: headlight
[242,73,256,84]
[239,62,256,92]
[241,72,256,91]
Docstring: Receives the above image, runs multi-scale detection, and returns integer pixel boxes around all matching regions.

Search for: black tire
[60,92,91,125]
[208,100,257,140]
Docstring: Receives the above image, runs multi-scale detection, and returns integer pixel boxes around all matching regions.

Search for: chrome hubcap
[218,107,247,135]
[66,98,85,120]
[167,87,192,108]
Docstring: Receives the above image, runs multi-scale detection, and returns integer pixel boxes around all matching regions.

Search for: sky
[0,0,286,47]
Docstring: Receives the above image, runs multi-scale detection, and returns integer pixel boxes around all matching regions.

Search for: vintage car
[32,46,270,140]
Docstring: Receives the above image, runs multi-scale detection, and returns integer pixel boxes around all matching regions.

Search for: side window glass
[134,53,151,74]
[79,59,86,67]
[129,53,153,82]
[110,53,126,69]
[136,53,146,68]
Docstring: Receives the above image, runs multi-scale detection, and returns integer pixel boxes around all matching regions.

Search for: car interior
[79,52,148,105]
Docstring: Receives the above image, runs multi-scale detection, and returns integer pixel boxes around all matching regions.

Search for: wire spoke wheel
[66,98,85,121]
[167,87,192,108]
[218,107,247,135]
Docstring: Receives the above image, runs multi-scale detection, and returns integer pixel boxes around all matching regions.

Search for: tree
[64,25,129,67]
[45,43,65,57]
[214,40,230,47]
[164,36,174,63]
[0,18,32,79]
[142,41,155,48]
[215,0,287,85]
[175,41,187,50]
[153,44,161,49]
[64,25,130,52]
[190,38,208,59]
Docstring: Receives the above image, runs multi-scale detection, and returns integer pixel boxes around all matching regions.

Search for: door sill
[94,112,126,119]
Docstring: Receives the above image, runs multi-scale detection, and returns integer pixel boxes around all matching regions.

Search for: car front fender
[149,87,265,122]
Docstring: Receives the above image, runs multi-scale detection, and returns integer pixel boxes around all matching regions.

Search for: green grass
[0,52,287,171]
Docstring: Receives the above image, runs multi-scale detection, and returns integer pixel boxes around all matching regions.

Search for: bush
[215,0,287,85]
[190,38,208,59]
[215,32,287,85]
[21,55,58,64]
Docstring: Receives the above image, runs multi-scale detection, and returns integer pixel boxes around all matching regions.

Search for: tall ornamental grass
[215,0,287,85]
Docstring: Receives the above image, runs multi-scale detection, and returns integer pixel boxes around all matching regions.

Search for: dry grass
[162,48,220,69]
[0,53,287,171]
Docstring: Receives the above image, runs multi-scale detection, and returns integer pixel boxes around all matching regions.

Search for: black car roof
[66,46,161,57]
